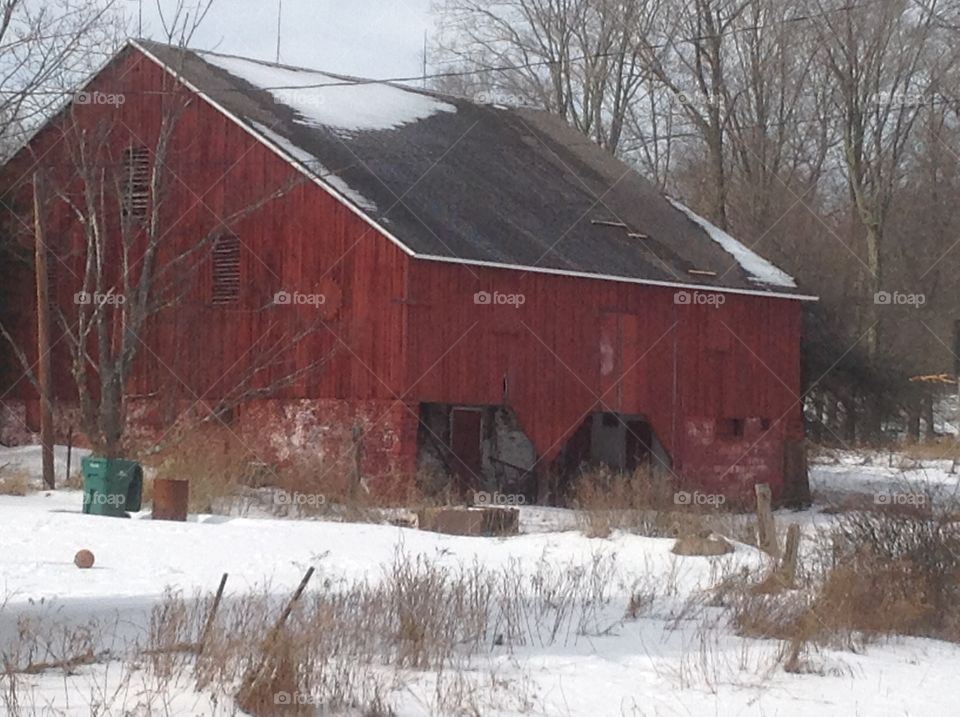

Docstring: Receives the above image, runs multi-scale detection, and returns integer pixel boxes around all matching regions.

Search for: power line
[1,0,954,150]
[0,0,896,98]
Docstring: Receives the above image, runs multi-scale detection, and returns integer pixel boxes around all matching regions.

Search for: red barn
[0,41,815,504]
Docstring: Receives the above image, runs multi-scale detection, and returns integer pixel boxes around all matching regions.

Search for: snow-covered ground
[935,393,959,435]
[2,444,960,716]
[809,446,960,506]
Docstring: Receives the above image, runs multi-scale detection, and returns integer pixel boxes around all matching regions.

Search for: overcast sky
[129,0,436,79]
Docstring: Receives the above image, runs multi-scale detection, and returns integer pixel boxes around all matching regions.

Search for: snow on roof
[249,120,378,212]
[125,40,812,300]
[202,52,457,134]
[666,198,797,289]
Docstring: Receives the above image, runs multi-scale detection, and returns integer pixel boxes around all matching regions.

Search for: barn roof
[133,39,813,300]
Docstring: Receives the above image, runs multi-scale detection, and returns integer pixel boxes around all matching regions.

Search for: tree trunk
[863,393,884,445]
[842,396,858,443]
[906,396,921,443]
[923,394,936,439]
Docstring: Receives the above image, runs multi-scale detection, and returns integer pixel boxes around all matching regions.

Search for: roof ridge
[132,38,462,104]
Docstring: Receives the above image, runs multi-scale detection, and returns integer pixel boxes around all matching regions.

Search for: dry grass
[571,465,674,537]
[145,426,432,522]
[0,468,31,496]
[270,457,429,521]
[711,499,960,677]
[810,506,960,643]
[61,468,83,490]
[810,439,960,470]
[570,465,755,543]
[899,438,960,463]
[147,428,252,514]
[2,548,647,715]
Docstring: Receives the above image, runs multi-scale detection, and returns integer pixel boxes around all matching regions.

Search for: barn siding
[2,46,412,404]
[405,261,803,498]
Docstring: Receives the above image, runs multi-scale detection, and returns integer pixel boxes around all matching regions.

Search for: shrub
[725,500,960,667]
[813,506,960,642]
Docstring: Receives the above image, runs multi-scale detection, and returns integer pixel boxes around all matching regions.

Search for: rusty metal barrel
[152,478,189,521]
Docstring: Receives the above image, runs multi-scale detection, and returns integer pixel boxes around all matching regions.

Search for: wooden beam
[33,173,54,490]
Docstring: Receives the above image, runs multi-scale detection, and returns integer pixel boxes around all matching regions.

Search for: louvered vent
[122,146,150,221]
[211,234,241,305]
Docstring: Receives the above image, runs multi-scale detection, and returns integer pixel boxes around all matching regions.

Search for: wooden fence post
[755,483,780,558]
[779,523,801,587]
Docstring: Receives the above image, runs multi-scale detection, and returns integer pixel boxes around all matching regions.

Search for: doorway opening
[416,403,538,501]
[557,412,670,476]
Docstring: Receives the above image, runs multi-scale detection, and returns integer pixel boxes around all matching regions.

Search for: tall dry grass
[570,465,755,544]
[571,465,674,537]
[146,426,430,520]
[1,548,654,716]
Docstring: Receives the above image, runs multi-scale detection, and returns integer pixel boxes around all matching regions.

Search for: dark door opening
[416,403,539,501]
[449,407,484,486]
[558,412,668,476]
[624,418,653,471]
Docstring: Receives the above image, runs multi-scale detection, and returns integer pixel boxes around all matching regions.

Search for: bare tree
[0,3,327,458]
[723,0,833,237]
[807,0,952,439]
[0,0,124,157]
[633,0,750,229]
[813,0,945,348]
[432,0,658,154]
[622,77,678,189]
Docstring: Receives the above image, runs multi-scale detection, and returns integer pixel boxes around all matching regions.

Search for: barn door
[600,314,623,411]
[450,407,484,484]
[600,312,643,412]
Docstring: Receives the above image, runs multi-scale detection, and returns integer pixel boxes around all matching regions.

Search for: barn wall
[1,46,412,404]
[0,396,419,498]
[405,260,804,500]
[0,46,420,485]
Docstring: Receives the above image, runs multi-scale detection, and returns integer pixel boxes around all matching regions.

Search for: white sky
[127,0,436,79]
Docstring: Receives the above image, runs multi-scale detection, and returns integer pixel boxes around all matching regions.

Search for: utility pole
[275,0,282,63]
[33,173,54,490]
[422,29,428,88]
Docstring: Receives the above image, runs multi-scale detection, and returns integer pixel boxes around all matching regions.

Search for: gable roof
[134,40,814,300]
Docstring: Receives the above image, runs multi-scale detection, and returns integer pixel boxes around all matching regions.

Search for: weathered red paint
[404,262,803,500]
[0,45,805,501]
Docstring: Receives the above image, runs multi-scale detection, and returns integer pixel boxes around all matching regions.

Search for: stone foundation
[0,397,421,498]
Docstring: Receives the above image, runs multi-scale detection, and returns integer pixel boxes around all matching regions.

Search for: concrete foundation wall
[0,397,420,496]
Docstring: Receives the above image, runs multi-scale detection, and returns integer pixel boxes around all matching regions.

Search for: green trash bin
[81,456,143,517]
